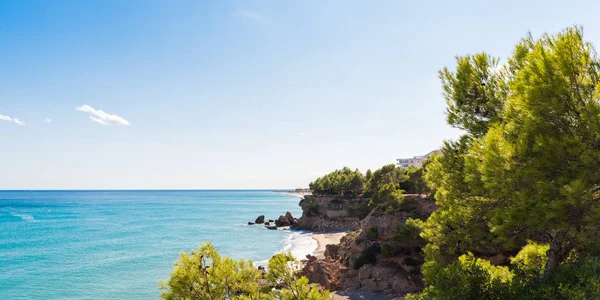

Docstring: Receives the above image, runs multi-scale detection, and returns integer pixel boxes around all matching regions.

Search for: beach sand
[309,231,348,258]
[277,191,312,198]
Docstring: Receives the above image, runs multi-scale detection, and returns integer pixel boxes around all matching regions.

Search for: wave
[281,231,318,261]
[253,231,318,268]
[9,211,35,222]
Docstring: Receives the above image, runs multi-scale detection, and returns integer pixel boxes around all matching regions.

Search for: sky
[1,0,600,189]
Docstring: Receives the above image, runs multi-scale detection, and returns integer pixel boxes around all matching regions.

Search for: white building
[396,150,441,168]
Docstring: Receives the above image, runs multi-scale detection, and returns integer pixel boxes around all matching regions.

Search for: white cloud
[0,114,25,126]
[90,116,108,125]
[300,132,304,136]
[234,10,263,22]
[75,105,130,126]
[45,118,52,123]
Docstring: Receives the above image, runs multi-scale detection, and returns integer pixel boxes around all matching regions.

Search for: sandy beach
[277,191,312,198]
[308,231,348,258]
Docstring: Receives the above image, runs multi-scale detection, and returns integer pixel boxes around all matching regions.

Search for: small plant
[366,226,379,241]
[308,199,319,215]
[353,244,381,269]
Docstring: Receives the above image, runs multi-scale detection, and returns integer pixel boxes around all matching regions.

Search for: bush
[407,253,513,300]
[308,199,319,215]
[160,242,331,300]
[510,241,549,281]
[353,244,381,269]
[370,183,404,207]
[348,201,371,219]
[309,167,365,195]
[366,226,379,241]
[511,257,600,299]
[407,247,600,300]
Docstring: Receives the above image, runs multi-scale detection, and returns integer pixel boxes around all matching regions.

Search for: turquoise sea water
[0,190,315,299]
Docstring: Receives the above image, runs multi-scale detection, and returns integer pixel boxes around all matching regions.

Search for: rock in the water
[264,222,270,226]
[255,215,265,224]
[285,211,295,224]
[268,219,275,223]
[266,225,278,230]
[276,215,291,227]
[247,222,255,225]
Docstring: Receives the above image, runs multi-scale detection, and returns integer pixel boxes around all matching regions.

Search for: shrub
[510,241,549,281]
[160,242,331,300]
[353,244,381,269]
[366,226,379,241]
[347,201,371,219]
[407,253,513,300]
[407,248,600,300]
[370,183,404,207]
[308,199,319,215]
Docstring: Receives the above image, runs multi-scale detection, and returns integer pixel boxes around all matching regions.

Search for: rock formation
[276,215,291,227]
[255,215,265,224]
[298,195,437,297]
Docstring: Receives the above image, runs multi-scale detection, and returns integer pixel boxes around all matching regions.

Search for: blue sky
[1,0,599,189]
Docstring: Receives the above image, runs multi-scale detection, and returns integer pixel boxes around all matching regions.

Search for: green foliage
[440,52,508,138]
[408,253,514,300]
[393,220,426,246]
[160,243,331,300]
[422,26,600,278]
[309,167,365,196]
[365,164,407,196]
[421,137,507,259]
[159,243,262,300]
[353,244,381,269]
[276,276,332,300]
[407,251,600,299]
[307,199,319,215]
[519,257,600,299]
[474,27,600,276]
[382,220,427,258]
[370,182,404,207]
[511,241,549,280]
[366,226,378,241]
[400,166,430,195]
[365,169,373,182]
[347,201,371,219]
[266,253,331,300]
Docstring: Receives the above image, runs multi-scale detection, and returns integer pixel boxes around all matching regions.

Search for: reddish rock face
[284,211,298,225]
[275,215,291,227]
[301,255,345,290]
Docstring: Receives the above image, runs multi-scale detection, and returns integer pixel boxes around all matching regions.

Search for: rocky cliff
[300,195,438,297]
[294,195,364,232]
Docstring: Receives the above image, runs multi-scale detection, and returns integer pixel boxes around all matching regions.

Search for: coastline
[308,231,348,258]
[276,191,312,198]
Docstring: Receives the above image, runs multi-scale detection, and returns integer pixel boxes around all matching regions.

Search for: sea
[0,190,317,299]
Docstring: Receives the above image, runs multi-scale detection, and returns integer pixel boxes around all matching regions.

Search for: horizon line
[0,189,301,191]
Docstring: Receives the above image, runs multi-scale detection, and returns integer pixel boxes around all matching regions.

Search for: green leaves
[160,243,331,300]
[159,243,262,300]
[309,167,365,196]
[441,53,508,138]
[423,25,600,282]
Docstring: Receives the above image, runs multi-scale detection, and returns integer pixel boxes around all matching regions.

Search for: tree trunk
[542,231,574,280]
